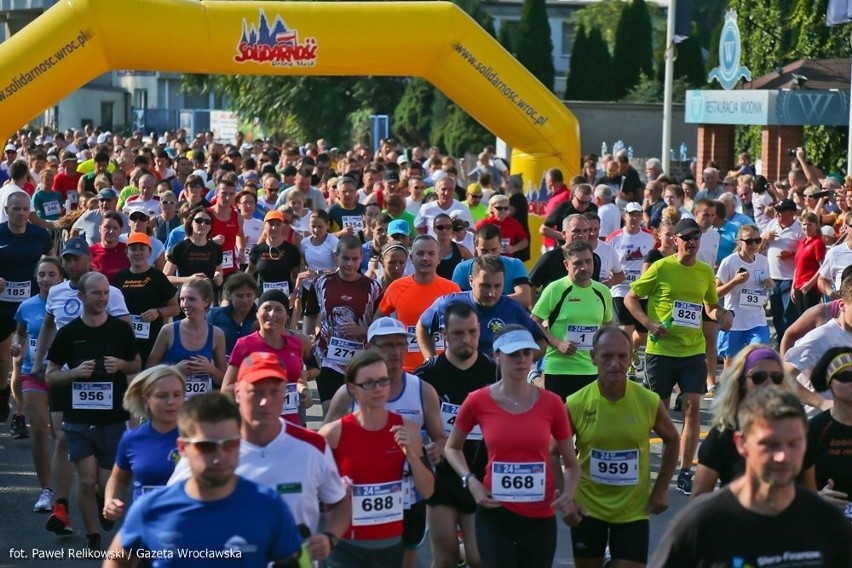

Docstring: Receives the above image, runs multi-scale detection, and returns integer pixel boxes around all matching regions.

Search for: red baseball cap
[237,352,288,384]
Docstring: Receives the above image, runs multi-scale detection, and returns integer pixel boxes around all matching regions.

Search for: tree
[564,25,589,100]
[515,0,555,91]
[586,26,616,100]
[567,0,625,47]
[392,78,435,147]
[441,104,494,157]
[673,35,706,88]
[613,0,654,99]
[498,20,514,54]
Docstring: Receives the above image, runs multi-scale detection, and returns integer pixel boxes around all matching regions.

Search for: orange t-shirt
[378,275,461,371]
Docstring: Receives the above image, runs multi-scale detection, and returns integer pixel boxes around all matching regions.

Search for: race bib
[43,200,61,216]
[281,382,299,416]
[625,269,641,283]
[351,481,404,526]
[406,326,445,353]
[326,337,362,365]
[441,402,482,440]
[67,190,79,205]
[0,281,31,302]
[263,281,290,296]
[72,382,113,410]
[130,315,150,339]
[738,287,767,309]
[672,301,701,329]
[491,461,546,502]
[501,238,510,252]
[566,325,597,351]
[342,215,364,232]
[184,374,212,398]
[222,250,234,269]
[590,449,639,486]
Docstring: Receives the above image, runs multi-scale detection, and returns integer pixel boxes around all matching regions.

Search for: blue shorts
[717,326,770,358]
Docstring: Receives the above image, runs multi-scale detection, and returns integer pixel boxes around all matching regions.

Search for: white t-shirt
[169,419,346,533]
[594,240,624,282]
[818,240,852,292]
[697,227,720,268]
[301,234,339,273]
[241,217,264,265]
[45,280,129,330]
[453,231,475,253]
[415,200,474,237]
[785,318,852,403]
[763,219,802,280]
[597,203,621,238]
[606,228,657,298]
[0,183,27,224]
[124,196,161,218]
[753,192,774,231]
[716,252,771,331]
[405,197,423,217]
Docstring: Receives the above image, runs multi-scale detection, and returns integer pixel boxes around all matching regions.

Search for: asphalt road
[0,377,713,568]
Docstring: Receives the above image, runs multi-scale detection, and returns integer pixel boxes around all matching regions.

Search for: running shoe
[10,413,28,438]
[676,470,694,496]
[633,349,645,373]
[704,385,717,400]
[34,488,53,512]
[46,503,74,534]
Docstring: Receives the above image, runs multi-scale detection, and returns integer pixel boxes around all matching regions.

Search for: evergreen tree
[498,20,514,54]
[516,0,555,90]
[564,25,589,100]
[442,105,494,156]
[392,78,435,147]
[586,26,615,100]
[673,35,706,88]
[613,0,654,99]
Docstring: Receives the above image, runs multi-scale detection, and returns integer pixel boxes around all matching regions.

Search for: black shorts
[543,374,597,403]
[316,367,345,402]
[0,313,16,341]
[403,500,427,549]
[612,297,648,333]
[426,461,478,515]
[645,353,706,399]
[571,516,649,563]
[64,421,126,469]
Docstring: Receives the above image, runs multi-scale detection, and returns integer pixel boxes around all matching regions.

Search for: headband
[826,352,852,385]
[742,347,782,379]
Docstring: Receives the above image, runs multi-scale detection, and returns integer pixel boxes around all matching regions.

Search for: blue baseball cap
[388,219,409,237]
[62,237,90,257]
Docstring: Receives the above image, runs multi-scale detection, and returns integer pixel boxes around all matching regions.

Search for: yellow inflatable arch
[0,0,579,243]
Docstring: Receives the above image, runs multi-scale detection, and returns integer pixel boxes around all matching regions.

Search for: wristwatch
[322,531,339,550]
[461,473,475,489]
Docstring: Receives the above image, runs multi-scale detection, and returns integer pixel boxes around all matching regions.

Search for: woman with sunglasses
[792,211,826,316]
[319,350,434,567]
[102,365,185,522]
[435,213,472,281]
[444,325,581,568]
[474,195,529,259]
[153,190,181,244]
[163,206,224,288]
[121,210,166,270]
[248,211,302,314]
[803,347,852,518]
[286,190,311,237]
[715,225,774,369]
[691,345,795,500]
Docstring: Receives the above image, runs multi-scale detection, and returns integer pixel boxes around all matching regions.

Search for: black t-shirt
[643,248,665,266]
[437,242,464,281]
[415,353,497,478]
[529,248,601,288]
[168,240,223,279]
[508,193,530,262]
[0,223,53,316]
[544,200,599,241]
[249,242,301,294]
[113,267,177,362]
[697,426,744,488]
[651,486,852,567]
[47,315,138,425]
[804,410,852,498]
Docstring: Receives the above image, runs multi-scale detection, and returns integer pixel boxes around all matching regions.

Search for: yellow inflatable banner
[0,0,580,203]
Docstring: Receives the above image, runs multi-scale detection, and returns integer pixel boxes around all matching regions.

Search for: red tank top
[208,206,240,274]
[334,412,406,541]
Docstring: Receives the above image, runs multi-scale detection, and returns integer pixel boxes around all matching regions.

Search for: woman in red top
[445,325,581,568]
[319,351,434,568]
[89,211,130,284]
[792,211,826,316]
[474,195,529,258]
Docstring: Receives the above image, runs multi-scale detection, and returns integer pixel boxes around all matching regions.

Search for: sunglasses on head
[740,237,762,245]
[180,436,240,454]
[747,371,785,385]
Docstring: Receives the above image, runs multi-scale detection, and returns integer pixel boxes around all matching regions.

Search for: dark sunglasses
[434,224,453,231]
[678,234,701,242]
[470,194,483,199]
[740,238,763,245]
[494,206,509,211]
[180,436,240,454]
[161,201,176,205]
[747,371,785,385]
[192,218,212,225]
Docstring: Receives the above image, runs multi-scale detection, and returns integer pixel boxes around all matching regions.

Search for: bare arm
[508,283,531,309]
[421,382,448,465]
[322,384,353,425]
[690,464,720,501]
[649,400,680,513]
[416,320,436,359]
[103,466,133,521]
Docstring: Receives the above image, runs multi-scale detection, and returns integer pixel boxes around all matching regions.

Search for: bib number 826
[501,475,535,490]
[361,496,395,512]
[676,309,697,320]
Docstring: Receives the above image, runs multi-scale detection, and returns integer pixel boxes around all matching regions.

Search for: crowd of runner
[0,126,850,567]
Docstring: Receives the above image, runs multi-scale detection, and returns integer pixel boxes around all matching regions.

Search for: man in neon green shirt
[532,240,613,401]
[625,218,733,496]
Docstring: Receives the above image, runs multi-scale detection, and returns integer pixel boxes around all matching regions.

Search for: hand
[467,476,501,509]
[649,321,668,339]
[790,286,798,302]
[425,441,441,466]
[103,498,126,521]
[187,355,214,375]
[554,340,578,356]
[763,278,775,290]
[103,356,125,374]
[74,359,96,378]
[735,271,750,285]
[819,479,850,509]
[142,308,160,322]
[212,272,223,286]
[391,422,423,457]
[305,534,334,562]
[9,342,21,358]
[211,234,225,245]
[764,231,777,241]
[647,488,670,515]
[341,321,365,339]
[719,310,734,332]
[552,489,584,526]
[778,250,794,260]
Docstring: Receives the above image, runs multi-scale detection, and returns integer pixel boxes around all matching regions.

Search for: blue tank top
[164,322,216,398]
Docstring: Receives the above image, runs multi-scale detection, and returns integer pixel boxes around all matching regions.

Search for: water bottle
[648,316,673,343]
[627,146,634,160]
[670,148,675,162]
[679,143,688,162]
[601,142,608,156]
